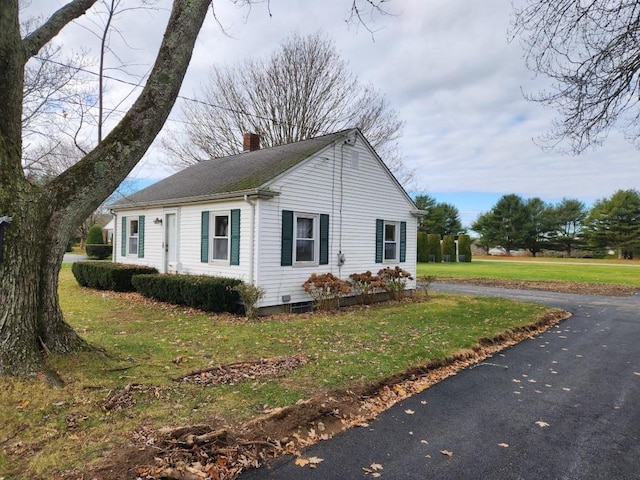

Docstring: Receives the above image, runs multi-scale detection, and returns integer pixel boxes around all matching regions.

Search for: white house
[110,128,423,311]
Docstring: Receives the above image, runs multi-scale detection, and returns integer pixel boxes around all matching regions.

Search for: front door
[164,212,177,273]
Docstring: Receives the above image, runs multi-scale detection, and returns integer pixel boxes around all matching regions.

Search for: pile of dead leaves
[174,355,308,386]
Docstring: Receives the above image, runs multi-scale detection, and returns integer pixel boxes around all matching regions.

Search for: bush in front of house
[348,271,385,304]
[458,234,472,262]
[441,235,456,262]
[378,266,414,301]
[302,273,352,311]
[85,244,112,260]
[72,262,158,292]
[131,274,242,313]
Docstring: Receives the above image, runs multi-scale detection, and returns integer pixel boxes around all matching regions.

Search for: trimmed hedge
[86,244,112,260]
[131,274,242,313]
[417,232,429,263]
[458,234,472,262]
[426,234,442,263]
[72,262,158,292]
[442,235,456,262]
[86,225,105,245]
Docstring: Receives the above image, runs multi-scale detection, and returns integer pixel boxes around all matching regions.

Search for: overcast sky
[27,0,639,227]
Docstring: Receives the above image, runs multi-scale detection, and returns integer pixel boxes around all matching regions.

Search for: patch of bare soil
[434,277,639,297]
[73,308,569,480]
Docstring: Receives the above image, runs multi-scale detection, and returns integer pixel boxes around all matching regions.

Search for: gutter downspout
[243,195,256,284]
[110,210,117,263]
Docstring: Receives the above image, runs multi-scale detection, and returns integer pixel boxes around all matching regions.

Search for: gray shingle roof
[112,129,353,208]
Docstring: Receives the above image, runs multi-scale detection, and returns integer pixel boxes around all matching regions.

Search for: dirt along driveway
[238,283,640,479]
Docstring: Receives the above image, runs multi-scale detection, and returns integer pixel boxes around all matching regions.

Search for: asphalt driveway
[240,284,640,479]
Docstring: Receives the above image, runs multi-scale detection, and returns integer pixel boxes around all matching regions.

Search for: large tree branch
[48,0,212,226]
[22,0,99,58]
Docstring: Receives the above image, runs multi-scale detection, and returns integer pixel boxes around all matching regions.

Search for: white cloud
[23,0,639,221]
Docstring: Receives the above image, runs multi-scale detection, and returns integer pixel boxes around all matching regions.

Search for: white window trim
[210,210,230,265]
[383,220,399,263]
[127,218,139,257]
[294,212,319,266]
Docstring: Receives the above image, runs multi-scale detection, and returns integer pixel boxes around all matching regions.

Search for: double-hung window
[128,219,139,256]
[200,209,240,265]
[281,210,329,267]
[375,218,406,264]
[212,213,229,261]
[295,213,317,264]
[121,215,145,258]
[384,222,398,261]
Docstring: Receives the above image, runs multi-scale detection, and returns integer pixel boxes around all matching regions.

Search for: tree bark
[0,0,212,380]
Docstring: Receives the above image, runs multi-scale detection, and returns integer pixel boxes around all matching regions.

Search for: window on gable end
[295,213,317,263]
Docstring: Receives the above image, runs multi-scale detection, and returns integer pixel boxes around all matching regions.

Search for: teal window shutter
[201,211,210,263]
[400,221,407,262]
[121,216,127,257]
[375,219,384,263]
[319,214,329,265]
[230,209,241,266]
[138,216,145,258]
[281,210,293,266]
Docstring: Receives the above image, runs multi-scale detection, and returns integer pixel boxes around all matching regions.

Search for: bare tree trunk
[0,0,212,380]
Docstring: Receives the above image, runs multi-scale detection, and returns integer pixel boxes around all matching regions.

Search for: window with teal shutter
[375,219,384,263]
[201,211,209,263]
[281,210,293,266]
[121,216,127,257]
[319,214,329,265]
[138,216,145,258]
[400,221,407,262]
[230,209,241,266]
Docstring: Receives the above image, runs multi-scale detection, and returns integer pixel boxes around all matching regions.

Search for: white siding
[114,201,254,282]
[255,134,417,307]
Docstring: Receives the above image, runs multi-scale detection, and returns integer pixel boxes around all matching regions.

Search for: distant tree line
[471,190,640,259]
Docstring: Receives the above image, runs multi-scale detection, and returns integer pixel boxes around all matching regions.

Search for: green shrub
[417,232,429,263]
[458,234,472,262]
[442,235,456,262]
[72,262,157,292]
[85,244,112,260]
[86,225,105,245]
[426,234,442,263]
[235,282,266,320]
[131,274,242,313]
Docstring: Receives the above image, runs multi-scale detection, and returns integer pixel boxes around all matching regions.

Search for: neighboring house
[109,128,423,311]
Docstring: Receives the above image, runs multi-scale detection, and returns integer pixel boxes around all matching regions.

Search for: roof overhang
[110,188,279,211]
[411,209,428,217]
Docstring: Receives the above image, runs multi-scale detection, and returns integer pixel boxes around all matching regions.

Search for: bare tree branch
[163,31,412,185]
[513,0,640,153]
[22,0,99,57]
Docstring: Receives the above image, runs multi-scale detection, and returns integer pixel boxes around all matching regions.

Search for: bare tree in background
[163,32,413,186]
[513,1,640,153]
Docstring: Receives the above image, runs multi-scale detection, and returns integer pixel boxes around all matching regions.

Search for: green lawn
[0,264,558,479]
[418,258,640,287]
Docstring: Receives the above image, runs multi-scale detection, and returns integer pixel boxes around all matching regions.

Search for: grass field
[0,264,558,479]
[418,256,640,287]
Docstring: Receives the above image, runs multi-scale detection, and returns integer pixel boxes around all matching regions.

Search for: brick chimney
[243,132,260,152]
